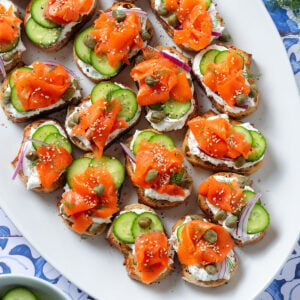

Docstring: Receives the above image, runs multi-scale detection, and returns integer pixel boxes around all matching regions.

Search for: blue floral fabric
[0,1,299,300]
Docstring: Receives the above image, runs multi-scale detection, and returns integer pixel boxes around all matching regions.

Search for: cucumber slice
[44,133,72,154]
[163,98,192,119]
[91,51,122,76]
[200,49,220,75]
[111,89,138,122]
[176,224,185,242]
[2,287,37,300]
[25,18,61,46]
[132,130,158,155]
[32,124,59,149]
[131,212,164,238]
[67,157,92,188]
[149,103,163,111]
[246,131,267,162]
[89,155,125,189]
[233,125,253,144]
[214,50,229,64]
[10,87,27,113]
[149,134,175,150]
[113,212,138,243]
[243,190,261,205]
[74,26,94,64]
[9,67,33,88]
[247,204,270,234]
[31,0,59,29]
[91,82,121,104]
[0,38,19,53]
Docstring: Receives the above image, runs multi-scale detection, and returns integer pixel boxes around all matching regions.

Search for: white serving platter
[1,0,300,299]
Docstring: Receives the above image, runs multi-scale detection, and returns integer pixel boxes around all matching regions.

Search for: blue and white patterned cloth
[0,1,300,299]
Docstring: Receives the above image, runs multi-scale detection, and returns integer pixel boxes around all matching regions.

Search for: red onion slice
[212,31,222,37]
[197,146,233,162]
[236,193,262,238]
[217,258,228,279]
[120,143,136,163]
[147,46,192,73]
[25,138,50,146]
[0,55,7,78]
[43,61,79,80]
[12,142,28,180]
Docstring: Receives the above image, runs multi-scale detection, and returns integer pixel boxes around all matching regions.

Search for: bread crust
[197,172,266,246]
[11,118,69,193]
[123,129,193,209]
[172,214,238,287]
[65,83,141,151]
[138,46,199,131]
[192,44,260,119]
[182,110,264,175]
[73,2,154,83]
[0,64,81,123]
[24,0,97,52]
[106,203,173,284]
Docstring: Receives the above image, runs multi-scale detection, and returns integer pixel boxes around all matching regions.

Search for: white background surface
[1,0,300,299]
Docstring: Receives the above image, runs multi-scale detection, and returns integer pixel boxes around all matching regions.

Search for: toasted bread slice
[11,118,70,193]
[136,46,199,131]
[107,203,173,284]
[182,110,264,175]
[73,2,154,83]
[192,44,259,119]
[123,129,193,209]
[65,83,141,152]
[24,0,97,52]
[172,214,238,287]
[0,64,81,123]
[197,172,266,246]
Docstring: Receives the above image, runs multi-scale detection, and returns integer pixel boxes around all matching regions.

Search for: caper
[135,54,144,65]
[2,52,13,62]
[2,90,11,105]
[204,229,218,243]
[141,29,151,41]
[145,168,158,182]
[88,223,103,235]
[168,13,179,27]
[68,112,80,128]
[179,176,193,188]
[93,184,105,197]
[225,215,238,228]
[83,34,97,49]
[218,32,232,42]
[145,75,159,87]
[191,215,204,221]
[26,150,38,161]
[214,210,227,221]
[157,3,169,16]
[234,156,246,167]
[112,9,126,22]
[62,86,76,101]
[236,94,248,106]
[249,84,258,98]
[238,176,252,188]
[205,264,217,275]
[138,217,152,228]
[150,111,166,123]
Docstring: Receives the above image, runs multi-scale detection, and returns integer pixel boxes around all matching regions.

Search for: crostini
[107,203,174,284]
[198,173,270,246]
[170,214,238,287]
[130,46,198,132]
[57,153,125,236]
[0,61,81,123]
[24,0,97,51]
[150,0,224,51]
[73,2,153,83]
[12,118,73,193]
[65,81,141,154]
[183,111,267,175]
[122,129,193,209]
[0,0,26,74]
[192,44,259,118]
